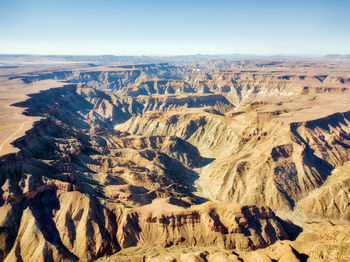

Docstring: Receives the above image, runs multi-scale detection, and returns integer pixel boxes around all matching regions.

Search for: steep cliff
[1,59,350,261]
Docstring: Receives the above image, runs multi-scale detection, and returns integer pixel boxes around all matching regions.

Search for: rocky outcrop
[1,59,350,261]
[296,162,350,220]
[117,200,291,250]
[116,104,350,218]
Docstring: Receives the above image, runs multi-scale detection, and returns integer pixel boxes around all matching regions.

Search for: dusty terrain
[0,58,350,261]
[0,63,85,155]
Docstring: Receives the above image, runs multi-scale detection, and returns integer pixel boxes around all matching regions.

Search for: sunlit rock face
[1,59,350,261]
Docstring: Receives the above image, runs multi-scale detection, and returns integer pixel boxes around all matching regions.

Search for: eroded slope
[1,60,350,261]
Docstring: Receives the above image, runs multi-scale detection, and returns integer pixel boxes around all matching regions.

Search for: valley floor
[0,59,350,261]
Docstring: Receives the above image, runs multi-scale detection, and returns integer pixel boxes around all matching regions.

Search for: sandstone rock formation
[0,59,350,261]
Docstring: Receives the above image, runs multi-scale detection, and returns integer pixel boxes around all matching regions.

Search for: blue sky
[0,0,349,55]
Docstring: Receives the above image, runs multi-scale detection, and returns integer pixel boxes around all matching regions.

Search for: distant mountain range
[323,54,350,59]
[0,53,349,65]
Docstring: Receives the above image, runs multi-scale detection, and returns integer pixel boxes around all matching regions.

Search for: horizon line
[1,53,349,57]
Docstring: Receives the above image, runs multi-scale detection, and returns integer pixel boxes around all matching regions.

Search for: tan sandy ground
[1,60,350,261]
[0,76,66,156]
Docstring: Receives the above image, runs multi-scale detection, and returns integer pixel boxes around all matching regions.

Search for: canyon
[0,57,350,261]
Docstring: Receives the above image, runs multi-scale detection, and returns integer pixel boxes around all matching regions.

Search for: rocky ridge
[0,60,350,261]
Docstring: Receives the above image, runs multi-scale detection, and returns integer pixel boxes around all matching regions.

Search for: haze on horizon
[0,0,349,56]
